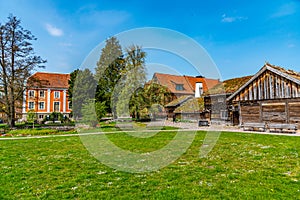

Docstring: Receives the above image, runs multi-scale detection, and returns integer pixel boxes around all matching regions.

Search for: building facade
[227,63,300,127]
[23,72,71,121]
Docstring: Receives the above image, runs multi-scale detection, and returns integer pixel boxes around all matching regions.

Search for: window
[38,114,44,119]
[220,110,228,120]
[38,102,45,110]
[54,91,60,98]
[68,101,72,110]
[54,102,60,112]
[175,84,184,91]
[39,90,45,98]
[218,97,224,103]
[29,90,35,98]
[28,102,34,110]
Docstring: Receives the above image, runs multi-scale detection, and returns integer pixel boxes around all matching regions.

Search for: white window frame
[175,84,184,91]
[39,90,45,98]
[29,90,35,98]
[54,91,60,99]
[28,102,34,110]
[38,114,44,119]
[54,101,60,112]
[38,102,45,110]
[218,97,224,103]
[220,110,228,120]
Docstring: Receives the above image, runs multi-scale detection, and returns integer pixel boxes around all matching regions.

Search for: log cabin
[204,75,252,125]
[227,63,300,128]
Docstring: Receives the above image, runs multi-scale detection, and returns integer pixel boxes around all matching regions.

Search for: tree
[27,109,37,128]
[67,69,79,105]
[72,69,97,119]
[95,37,125,117]
[0,15,46,127]
[116,45,147,119]
[144,81,172,106]
[128,82,172,120]
[81,99,106,127]
[129,87,148,120]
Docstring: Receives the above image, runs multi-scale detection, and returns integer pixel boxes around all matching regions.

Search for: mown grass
[5,128,77,136]
[0,131,300,199]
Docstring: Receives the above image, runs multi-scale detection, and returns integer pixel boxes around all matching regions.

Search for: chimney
[195,82,203,97]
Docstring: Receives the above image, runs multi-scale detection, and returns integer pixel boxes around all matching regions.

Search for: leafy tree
[49,112,64,122]
[67,69,79,105]
[129,82,171,121]
[144,81,172,106]
[0,15,46,127]
[95,37,125,116]
[95,101,107,122]
[117,45,147,119]
[27,109,37,122]
[81,99,98,127]
[72,69,96,119]
[129,87,148,120]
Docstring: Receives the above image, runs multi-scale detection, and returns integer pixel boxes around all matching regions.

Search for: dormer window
[175,84,184,91]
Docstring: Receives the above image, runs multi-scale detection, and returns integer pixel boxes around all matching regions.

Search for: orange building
[23,72,71,121]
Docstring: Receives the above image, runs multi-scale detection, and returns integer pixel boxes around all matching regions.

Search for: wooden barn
[173,97,209,121]
[227,63,300,128]
[165,95,192,119]
[204,75,252,125]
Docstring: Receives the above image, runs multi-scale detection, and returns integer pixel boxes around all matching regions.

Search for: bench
[242,122,266,132]
[267,123,297,134]
[198,119,209,126]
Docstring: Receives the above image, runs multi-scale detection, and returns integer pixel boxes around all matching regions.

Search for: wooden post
[259,101,263,123]
[285,99,290,123]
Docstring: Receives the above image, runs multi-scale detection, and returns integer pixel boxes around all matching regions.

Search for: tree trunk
[8,96,16,128]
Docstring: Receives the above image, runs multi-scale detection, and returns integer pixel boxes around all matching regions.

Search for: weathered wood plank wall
[240,99,300,128]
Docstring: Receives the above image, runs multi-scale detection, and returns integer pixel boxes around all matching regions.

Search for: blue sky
[1,0,300,80]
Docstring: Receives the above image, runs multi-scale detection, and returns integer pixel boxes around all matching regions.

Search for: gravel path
[1,120,299,140]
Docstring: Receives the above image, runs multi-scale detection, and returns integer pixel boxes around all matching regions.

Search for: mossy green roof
[174,97,205,113]
[204,75,252,95]
[165,95,192,107]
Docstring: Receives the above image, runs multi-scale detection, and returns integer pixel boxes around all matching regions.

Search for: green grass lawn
[1,131,300,199]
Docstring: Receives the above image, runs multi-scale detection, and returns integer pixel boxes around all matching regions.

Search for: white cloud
[45,23,64,37]
[221,14,247,23]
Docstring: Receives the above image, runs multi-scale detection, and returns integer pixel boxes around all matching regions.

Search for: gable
[228,63,300,102]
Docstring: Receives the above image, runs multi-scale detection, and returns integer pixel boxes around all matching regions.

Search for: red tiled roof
[27,72,70,88]
[153,73,194,95]
[184,76,220,92]
[152,73,220,95]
